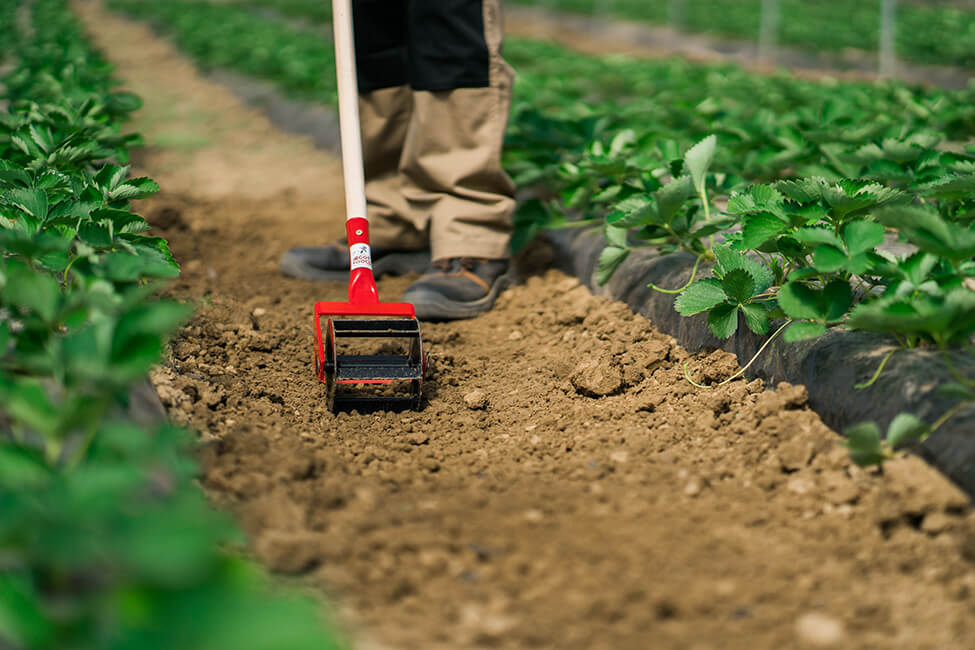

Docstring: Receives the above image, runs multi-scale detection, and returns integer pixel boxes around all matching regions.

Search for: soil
[73,2,975,649]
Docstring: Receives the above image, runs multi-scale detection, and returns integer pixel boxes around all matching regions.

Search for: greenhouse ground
[75,2,975,649]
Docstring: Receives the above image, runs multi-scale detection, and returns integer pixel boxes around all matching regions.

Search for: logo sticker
[350,243,372,270]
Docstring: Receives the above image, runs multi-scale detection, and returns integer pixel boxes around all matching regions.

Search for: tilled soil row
[74,3,975,649]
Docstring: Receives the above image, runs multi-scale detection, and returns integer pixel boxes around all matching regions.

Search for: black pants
[353,0,491,92]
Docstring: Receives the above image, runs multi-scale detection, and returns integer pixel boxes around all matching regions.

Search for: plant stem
[854,348,897,389]
[649,255,703,294]
[684,319,792,388]
[930,400,970,434]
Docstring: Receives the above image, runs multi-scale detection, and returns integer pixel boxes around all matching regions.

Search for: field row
[106,0,975,462]
[0,1,339,647]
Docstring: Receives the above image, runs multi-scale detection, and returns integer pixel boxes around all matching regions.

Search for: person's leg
[403,0,515,261]
[355,0,428,250]
[280,0,428,280]
[399,0,517,319]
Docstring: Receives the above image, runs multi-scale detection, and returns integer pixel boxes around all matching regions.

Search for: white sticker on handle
[349,243,372,270]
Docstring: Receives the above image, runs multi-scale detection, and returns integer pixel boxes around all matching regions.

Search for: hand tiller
[313,0,425,412]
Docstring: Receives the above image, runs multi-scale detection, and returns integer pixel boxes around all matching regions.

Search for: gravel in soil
[74,2,975,649]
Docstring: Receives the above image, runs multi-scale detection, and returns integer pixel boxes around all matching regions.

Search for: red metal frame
[314,217,419,384]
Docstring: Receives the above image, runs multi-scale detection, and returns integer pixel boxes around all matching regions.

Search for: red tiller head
[313,218,425,410]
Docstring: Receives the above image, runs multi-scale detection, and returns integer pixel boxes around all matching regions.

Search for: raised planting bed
[546,225,975,495]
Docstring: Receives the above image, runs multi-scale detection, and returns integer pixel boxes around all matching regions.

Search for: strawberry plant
[511,0,975,68]
[1,1,340,647]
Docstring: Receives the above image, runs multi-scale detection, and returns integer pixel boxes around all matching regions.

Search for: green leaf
[721,269,756,303]
[675,278,727,316]
[843,422,886,466]
[596,246,629,285]
[843,221,885,256]
[108,177,160,201]
[707,302,739,339]
[875,205,975,261]
[937,382,975,401]
[795,227,843,250]
[823,280,854,323]
[741,303,771,335]
[713,245,774,293]
[0,446,50,488]
[606,196,656,228]
[655,175,694,222]
[886,413,930,449]
[813,245,848,273]
[5,188,48,220]
[784,321,827,342]
[741,212,788,249]
[604,225,628,248]
[3,263,60,323]
[684,135,716,197]
[777,281,822,321]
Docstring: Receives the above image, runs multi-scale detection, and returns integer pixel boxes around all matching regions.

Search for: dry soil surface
[74,2,975,649]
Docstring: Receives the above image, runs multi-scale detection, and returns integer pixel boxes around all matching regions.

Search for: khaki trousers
[354,0,515,261]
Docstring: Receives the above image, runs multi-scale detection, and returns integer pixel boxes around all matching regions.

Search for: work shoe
[402,258,511,321]
[280,240,430,281]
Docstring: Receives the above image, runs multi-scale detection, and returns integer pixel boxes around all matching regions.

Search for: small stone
[508,330,523,341]
[786,476,815,495]
[464,389,488,410]
[523,509,544,523]
[609,450,629,464]
[525,424,538,432]
[795,612,845,647]
[252,307,267,317]
[684,479,703,497]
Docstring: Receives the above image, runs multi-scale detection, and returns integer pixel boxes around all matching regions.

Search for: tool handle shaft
[332,0,368,223]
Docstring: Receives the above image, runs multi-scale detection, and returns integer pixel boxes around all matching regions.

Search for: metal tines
[317,317,424,412]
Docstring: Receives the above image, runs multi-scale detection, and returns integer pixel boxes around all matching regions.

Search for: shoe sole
[280,250,431,282]
[403,273,512,321]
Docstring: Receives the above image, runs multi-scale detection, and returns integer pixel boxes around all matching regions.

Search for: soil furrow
[73,2,975,649]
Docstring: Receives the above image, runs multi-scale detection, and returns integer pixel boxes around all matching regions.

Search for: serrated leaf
[684,135,716,197]
[596,246,629,285]
[741,212,788,249]
[843,221,885,256]
[774,177,824,203]
[714,245,774,293]
[655,175,694,222]
[876,205,975,261]
[5,188,48,220]
[794,227,843,249]
[675,278,728,316]
[604,225,629,248]
[707,302,739,339]
[784,321,827,342]
[886,413,930,449]
[813,245,848,272]
[108,177,160,201]
[823,280,854,323]
[606,195,656,228]
[721,269,756,303]
[741,303,771,335]
[777,281,823,321]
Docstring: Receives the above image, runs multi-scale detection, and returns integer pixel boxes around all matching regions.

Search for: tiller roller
[314,0,425,412]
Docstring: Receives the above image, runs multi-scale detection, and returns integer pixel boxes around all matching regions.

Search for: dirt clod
[569,354,623,397]
[463,389,488,410]
[795,612,846,647]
